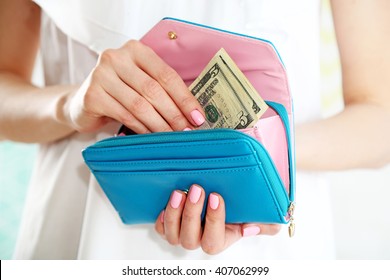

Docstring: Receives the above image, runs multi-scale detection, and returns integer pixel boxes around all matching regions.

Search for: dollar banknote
[189,48,268,129]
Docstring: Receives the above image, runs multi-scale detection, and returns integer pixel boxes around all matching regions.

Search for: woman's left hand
[154,184,281,255]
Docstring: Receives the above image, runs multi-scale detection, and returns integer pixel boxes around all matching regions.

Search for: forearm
[0,72,77,143]
[296,102,390,170]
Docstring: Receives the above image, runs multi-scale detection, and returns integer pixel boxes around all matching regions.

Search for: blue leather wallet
[82,102,295,225]
[82,18,296,232]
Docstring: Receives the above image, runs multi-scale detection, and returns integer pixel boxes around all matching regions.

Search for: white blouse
[13,0,334,259]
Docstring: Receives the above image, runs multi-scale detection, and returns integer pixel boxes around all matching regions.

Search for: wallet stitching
[94,167,257,175]
[89,155,253,166]
[257,163,285,222]
[247,140,285,222]
[87,141,245,154]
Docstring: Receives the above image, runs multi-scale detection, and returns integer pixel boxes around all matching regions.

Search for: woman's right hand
[63,40,205,134]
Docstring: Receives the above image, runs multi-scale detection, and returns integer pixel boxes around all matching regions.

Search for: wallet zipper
[93,129,291,220]
[288,202,295,237]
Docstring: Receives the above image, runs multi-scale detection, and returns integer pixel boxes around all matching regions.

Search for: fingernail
[170,191,183,209]
[183,127,192,131]
[190,110,205,126]
[209,193,219,210]
[189,185,201,204]
[243,226,261,237]
[160,210,165,223]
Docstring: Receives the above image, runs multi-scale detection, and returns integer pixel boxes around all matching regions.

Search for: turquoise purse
[82,18,296,234]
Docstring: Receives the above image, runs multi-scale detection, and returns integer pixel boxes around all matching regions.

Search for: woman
[1,0,389,259]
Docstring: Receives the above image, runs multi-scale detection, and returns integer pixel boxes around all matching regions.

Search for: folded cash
[189,48,268,129]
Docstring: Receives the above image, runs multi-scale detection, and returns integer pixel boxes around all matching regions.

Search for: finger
[132,42,205,127]
[73,79,150,133]
[99,94,152,134]
[179,184,204,250]
[116,62,194,131]
[98,67,173,132]
[91,86,151,134]
[164,190,186,246]
[154,210,166,238]
[242,224,281,236]
[201,193,241,255]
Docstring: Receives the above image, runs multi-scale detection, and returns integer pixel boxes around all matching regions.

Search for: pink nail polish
[243,226,261,237]
[183,127,192,131]
[160,210,165,223]
[189,185,201,204]
[190,110,205,126]
[170,191,182,209]
[209,193,219,210]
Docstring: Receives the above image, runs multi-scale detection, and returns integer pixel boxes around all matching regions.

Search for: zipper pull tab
[288,202,295,237]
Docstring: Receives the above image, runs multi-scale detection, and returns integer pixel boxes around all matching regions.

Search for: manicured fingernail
[170,191,182,209]
[160,210,165,223]
[209,193,219,210]
[190,110,205,126]
[189,185,201,204]
[243,226,261,237]
[183,127,192,131]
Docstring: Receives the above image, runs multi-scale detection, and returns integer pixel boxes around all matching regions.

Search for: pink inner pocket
[239,111,290,194]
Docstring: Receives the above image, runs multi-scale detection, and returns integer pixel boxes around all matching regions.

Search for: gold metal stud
[168,31,177,40]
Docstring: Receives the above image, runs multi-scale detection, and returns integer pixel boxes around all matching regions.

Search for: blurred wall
[0,143,37,259]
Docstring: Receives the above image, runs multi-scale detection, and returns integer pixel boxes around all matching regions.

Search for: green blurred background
[0,143,37,259]
[1,0,389,259]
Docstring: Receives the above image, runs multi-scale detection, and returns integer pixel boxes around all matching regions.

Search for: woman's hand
[155,184,281,255]
[63,40,205,134]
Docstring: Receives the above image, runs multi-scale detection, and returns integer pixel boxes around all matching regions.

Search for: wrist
[54,85,79,130]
